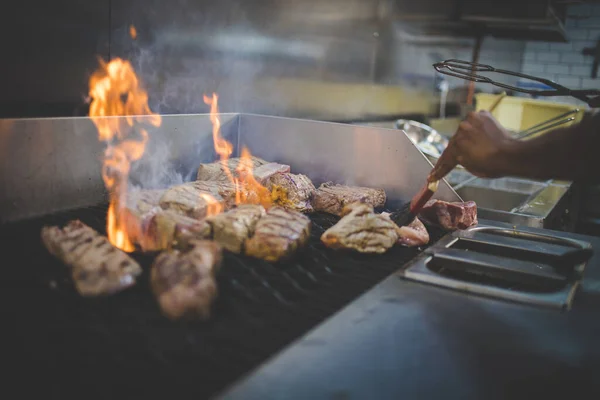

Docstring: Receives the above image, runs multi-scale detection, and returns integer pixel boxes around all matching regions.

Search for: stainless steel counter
[219,219,600,400]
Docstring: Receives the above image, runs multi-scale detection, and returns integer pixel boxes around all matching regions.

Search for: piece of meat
[321,203,398,254]
[144,210,212,251]
[419,200,478,230]
[206,205,266,253]
[252,162,291,183]
[150,240,222,320]
[313,182,386,216]
[245,207,311,262]
[382,212,430,247]
[267,173,316,213]
[159,181,228,218]
[41,220,142,296]
[196,156,269,182]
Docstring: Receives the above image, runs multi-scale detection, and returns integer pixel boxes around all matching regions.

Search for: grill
[3,203,446,399]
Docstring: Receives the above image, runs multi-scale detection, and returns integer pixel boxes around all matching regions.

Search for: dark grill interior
[3,204,445,399]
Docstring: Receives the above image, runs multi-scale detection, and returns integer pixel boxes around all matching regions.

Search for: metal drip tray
[400,222,593,310]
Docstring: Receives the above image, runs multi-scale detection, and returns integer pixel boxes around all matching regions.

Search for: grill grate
[2,204,446,399]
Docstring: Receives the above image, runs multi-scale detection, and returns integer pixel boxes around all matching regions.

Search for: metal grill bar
[2,205,445,399]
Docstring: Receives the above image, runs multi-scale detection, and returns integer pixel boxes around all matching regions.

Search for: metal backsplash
[0,113,460,223]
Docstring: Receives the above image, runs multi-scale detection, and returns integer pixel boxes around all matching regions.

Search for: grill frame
[3,203,446,399]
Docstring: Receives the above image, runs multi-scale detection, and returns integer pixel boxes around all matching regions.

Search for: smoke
[129,137,186,190]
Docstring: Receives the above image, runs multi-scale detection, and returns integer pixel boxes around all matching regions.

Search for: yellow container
[475,94,584,139]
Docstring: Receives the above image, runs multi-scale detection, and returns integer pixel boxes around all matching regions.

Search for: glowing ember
[129,25,137,40]
[203,93,272,208]
[89,58,161,251]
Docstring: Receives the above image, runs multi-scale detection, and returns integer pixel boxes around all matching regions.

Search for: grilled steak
[145,210,212,251]
[206,205,266,253]
[196,156,270,182]
[382,212,430,247]
[159,181,227,218]
[41,220,142,296]
[267,173,316,213]
[313,182,386,216]
[321,203,397,253]
[252,162,291,183]
[419,200,477,230]
[151,240,222,320]
[245,207,311,262]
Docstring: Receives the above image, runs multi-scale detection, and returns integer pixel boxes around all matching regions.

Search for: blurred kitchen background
[2,0,600,234]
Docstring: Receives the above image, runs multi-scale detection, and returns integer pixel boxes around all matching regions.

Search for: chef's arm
[503,111,600,183]
[429,110,600,183]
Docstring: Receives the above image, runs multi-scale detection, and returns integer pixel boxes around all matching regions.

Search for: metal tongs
[434,59,600,108]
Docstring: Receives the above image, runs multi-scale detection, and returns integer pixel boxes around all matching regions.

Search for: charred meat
[206,205,266,253]
[41,220,142,296]
[419,200,477,230]
[321,203,398,254]
[267,173,316,213]
[196,156,270,182]
[245,207,311,262]
[145,210,212,251]
[159,181,227,219]
[252,162,291,184]
[313,182,386,216]
[151,240,222,320]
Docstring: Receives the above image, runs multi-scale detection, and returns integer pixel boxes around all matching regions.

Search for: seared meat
[313,182,386,216]
[382,212,430,247]
[196,156,269,182]
[419,200,477,230]
[159,181,227,218]
[252,162,291,183]
[267,173,316,213]
[127,188,164,215]
[206,205,266,253]
[321,203,397,254]
[245,207,311,262]
[41,220,142,296]
[145,210,212,251]
[151,240,222,320]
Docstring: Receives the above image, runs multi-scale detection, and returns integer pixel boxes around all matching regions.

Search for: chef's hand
[428,110,517,182]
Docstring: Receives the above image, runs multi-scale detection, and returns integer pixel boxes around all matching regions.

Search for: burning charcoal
[206,205,266,253]
[245,207,311,262]
[196,156,269,182]
[150,240,222,320]
[321,203,398,254]
[313,182,386,216]
[41,220,142,296]
[418,200,477,230]
[267,173,316,213]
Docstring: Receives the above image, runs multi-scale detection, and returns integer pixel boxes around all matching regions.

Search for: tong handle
[434,59,600,108]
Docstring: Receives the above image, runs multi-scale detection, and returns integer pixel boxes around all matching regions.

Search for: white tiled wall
[521,4,600,94]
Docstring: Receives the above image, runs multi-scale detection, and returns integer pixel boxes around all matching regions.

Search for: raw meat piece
[41,220,142,296]
[196,156,270,182]
[206,205,266,253]
[313,182,386,216]
[151,240,222,320]
[321,203,398,254]
[267,173,316,213]
[245,207,311,262]
[382,212,430,247]
[419,200,477,230]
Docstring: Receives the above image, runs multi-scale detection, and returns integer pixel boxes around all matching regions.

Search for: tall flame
[203,93,272,209]
[89,58,161,251]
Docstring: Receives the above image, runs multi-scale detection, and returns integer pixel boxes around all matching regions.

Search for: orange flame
[89,58,161,252]
[200,193,224,217]
[129,25,137,40]
[203,93,272,209]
